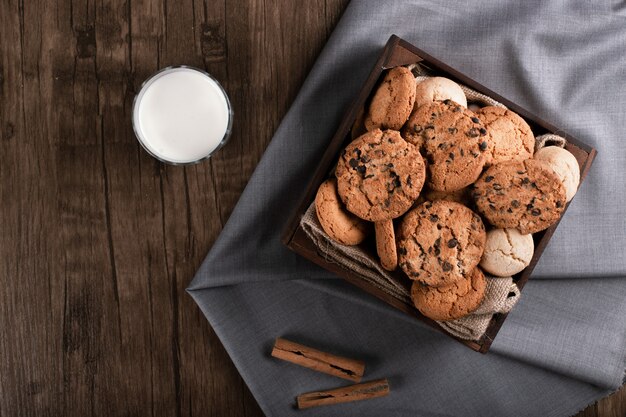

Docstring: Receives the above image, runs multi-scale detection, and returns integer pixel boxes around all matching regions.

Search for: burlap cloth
[300,72,567,341]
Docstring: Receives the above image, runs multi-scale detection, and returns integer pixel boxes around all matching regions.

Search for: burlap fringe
[535,134,567,152]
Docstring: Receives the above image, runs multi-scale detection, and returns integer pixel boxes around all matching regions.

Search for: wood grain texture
[0,0,622,416]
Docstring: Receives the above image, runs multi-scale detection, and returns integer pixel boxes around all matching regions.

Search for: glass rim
[131,65,234,166]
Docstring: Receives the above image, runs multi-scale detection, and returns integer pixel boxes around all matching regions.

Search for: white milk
[133,67,231,164]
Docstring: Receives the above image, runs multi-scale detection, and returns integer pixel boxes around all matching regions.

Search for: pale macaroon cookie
[315,178,370,246]
[534,146,580,202]
[480,228,534,277]
[414,77,467,109]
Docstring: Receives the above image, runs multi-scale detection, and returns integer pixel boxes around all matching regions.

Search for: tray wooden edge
[281,34,598,353]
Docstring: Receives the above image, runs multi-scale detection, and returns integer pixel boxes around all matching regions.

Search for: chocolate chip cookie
[397,200,486,287]
[336,129,426,222]
[472,159,566,234]
[411,266,486,321]
[364,66,416,131]
[475,106,534,165]
[402,101,489,191]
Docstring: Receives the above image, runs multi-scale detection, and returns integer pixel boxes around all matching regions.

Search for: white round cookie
[414,77,467,108]
[480,228,534,277]
[534,146,580,202]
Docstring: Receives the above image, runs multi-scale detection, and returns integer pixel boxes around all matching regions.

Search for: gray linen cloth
[189,1,626,416]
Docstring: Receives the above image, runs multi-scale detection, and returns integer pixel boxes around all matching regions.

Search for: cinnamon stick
[271,338,365,382]
[296,378,390,409]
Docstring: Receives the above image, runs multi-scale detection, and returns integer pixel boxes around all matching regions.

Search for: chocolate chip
[393,177,401,188]
[522,177,530,185]
[387,163,394,168]
[485,175,494,182]
[431,112,437,117]
[434,247,441,256]
[429,214,439,222]
[447,238,458,248]
[511,199,520,208]
[493,183,502,190]
[448,127,458,134]
[531,208,541,216]
[434,238,441,247]
[479,141,488,151]
[471,117,480,123]
[507,292,516,298]
[357,165,366,174]
[479,128,487,136]
[349,158,358,168]
[467,128,479,138]
[507,208,513,213]
[531,182,537,188]
[442,261,453,272]
[556,200,563,208]
[453,106,462,112]
[443,99,451,105]
[449,152,455,160]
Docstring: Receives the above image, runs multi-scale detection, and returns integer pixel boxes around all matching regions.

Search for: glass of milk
[132,66,233,165]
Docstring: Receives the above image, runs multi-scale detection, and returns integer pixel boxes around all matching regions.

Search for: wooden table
[0,0,623,415]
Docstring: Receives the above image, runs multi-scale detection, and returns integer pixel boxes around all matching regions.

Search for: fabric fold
[189,281,613,417]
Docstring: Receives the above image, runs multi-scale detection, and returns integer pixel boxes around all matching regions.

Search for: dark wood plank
[0,0,348,416]
[0,0,622,416]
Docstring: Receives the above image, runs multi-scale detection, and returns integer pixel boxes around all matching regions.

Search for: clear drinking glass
[132,66,233,165]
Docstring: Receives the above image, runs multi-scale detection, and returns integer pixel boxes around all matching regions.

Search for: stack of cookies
[314,66,581,322]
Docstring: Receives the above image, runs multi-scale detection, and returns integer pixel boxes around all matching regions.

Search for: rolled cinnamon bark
[271,338,365,382]
[296,378,390,409]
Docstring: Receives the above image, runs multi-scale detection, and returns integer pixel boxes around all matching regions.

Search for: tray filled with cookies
[282,35,596,353]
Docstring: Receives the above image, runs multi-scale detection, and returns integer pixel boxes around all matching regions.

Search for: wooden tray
[281,35,597,353]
